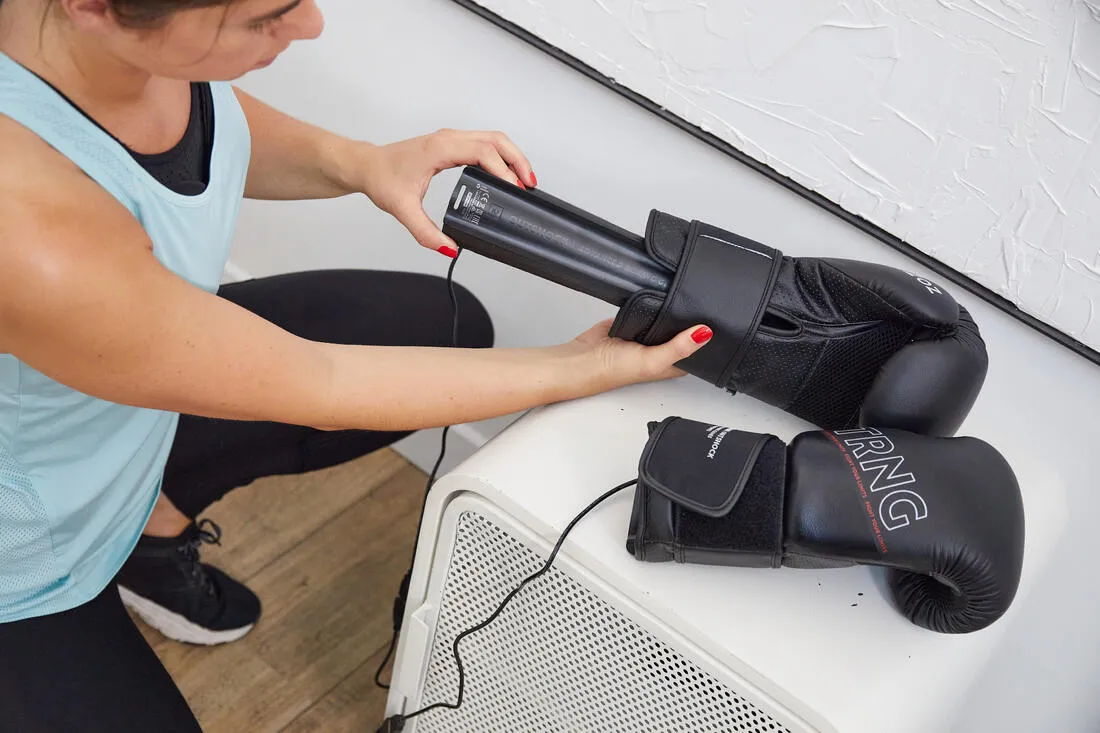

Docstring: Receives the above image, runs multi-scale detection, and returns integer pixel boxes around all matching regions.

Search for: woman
[0,0,712,729]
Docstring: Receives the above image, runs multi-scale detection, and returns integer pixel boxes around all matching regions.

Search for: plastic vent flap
[412,510,792,733]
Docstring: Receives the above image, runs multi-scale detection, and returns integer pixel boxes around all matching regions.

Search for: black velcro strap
[628,416,787,568]
[642,219,782,385]
[638,416,769,517]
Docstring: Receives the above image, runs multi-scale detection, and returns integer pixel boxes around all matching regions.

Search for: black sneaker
[116,518,262,645]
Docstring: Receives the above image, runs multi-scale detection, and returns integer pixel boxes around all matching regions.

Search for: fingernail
[439,246,459,259]
[529,171,538,187]
[517,179,527,190]
[691,326,713,344]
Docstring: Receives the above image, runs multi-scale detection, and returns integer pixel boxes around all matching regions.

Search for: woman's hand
[561,319,715,392]
[358,128,536,257]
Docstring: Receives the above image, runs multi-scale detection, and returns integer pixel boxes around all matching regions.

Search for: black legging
[164,268,492,518]
[0,269,493,732]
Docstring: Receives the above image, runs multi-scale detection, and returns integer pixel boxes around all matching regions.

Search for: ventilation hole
[758,310,800,336]
[412,511,793,732]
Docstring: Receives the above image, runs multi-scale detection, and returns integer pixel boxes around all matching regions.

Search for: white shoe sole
[118,585,254,646]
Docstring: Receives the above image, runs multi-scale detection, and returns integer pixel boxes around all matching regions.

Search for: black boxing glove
[625,416,1025,634]
[610,212,988,435]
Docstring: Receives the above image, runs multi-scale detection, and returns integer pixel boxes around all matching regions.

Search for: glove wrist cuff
[610,212,782,386]
[626,416,786,567]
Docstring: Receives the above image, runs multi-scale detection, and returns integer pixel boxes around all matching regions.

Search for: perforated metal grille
[412,511,793,732]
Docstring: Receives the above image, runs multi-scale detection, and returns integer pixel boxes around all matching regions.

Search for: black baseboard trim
[451,0,1100,369]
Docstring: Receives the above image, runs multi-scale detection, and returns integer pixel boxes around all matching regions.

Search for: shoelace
[177,518,223,598]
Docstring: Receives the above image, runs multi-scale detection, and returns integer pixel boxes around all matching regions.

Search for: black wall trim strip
[452,0,1100,368]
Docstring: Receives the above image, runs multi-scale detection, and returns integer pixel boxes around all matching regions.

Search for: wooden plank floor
[128,447,426,732]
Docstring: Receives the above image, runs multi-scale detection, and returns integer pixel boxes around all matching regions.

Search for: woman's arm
[233,87,532,200]
[0,125,708,432]
[232,86,365,201]
[232,88,536,252]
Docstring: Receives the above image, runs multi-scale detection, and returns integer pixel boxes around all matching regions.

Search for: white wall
[230,1,1100,730]
[468,0,1100,354]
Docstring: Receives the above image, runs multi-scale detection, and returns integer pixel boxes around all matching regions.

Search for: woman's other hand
[561,319,715,392]
[358,128,536,257]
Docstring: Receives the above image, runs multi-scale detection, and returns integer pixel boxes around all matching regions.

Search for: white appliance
[383,377,1066,732]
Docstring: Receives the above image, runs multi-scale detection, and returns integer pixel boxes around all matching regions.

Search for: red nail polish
[691,326,713,344]
[439,246,459,259]
[529,171,538,187]
[517,179,527,190]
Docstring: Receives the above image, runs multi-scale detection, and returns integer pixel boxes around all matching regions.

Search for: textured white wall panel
[468,0,1100,352]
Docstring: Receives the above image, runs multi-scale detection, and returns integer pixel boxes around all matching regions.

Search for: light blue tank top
[0,51,251,622]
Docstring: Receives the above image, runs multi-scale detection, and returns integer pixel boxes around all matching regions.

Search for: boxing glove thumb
[860,304,988,435]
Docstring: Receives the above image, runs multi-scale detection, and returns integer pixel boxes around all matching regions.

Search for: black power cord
[375,249,465,692]
[377,478,637,732]
[372,422,450,688]
[371,239,638,732]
